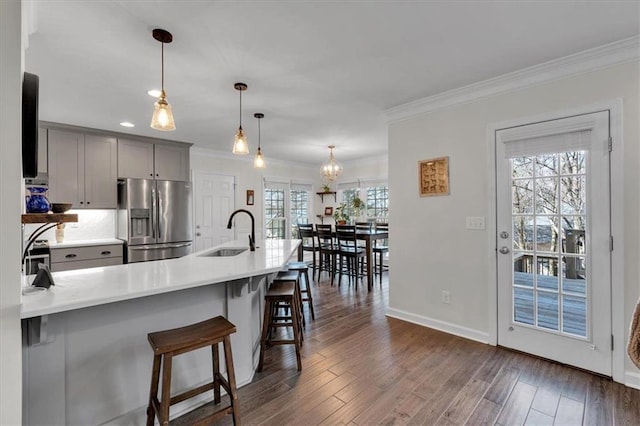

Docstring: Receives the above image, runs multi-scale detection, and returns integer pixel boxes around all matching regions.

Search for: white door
[496,111,611,375]
[193,172,235,251]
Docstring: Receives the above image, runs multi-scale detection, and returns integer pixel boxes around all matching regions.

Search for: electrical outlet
[466,216,485,230]
[441,290,450,304]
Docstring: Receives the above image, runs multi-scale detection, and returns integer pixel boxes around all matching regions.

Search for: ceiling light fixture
[150,28,176,131]
[253,113,265,169]
[321,145,343,182]
[232,82,249,154]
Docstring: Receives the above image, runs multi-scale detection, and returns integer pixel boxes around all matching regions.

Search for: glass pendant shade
[254,147,266,168]
[150,29,175,131]
[321,145,343,181]
[150,90,176,131]
[232,83,249,155]
[232,126,249,154]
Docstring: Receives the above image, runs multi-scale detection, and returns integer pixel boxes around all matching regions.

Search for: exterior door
[496,111,611,375]
[193,172,235,251]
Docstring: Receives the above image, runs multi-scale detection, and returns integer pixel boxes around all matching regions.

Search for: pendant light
[232,82,249,154]
[150,29,176,131]
[321,145,343,182]
[253,113,266,168]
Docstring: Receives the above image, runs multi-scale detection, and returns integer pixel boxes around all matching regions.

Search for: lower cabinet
[51,244,123,272]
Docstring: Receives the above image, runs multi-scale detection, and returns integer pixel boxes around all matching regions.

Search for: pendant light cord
[258,116,261,148]
[161,42,164,91]
[239,90,242,128]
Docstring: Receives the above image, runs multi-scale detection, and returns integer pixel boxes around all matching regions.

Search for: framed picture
[324,206,333,216]
[419,156,450,197]
[246,190,254,205]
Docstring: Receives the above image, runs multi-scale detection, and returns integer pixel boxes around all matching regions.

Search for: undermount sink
[199,248,248,257]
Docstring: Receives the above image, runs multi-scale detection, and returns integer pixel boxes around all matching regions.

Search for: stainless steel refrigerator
[117,178,193,263]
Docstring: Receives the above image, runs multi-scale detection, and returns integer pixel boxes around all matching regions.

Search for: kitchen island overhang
[21,239,300,426]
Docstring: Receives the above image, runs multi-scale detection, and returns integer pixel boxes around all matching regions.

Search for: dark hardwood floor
[207,271,640,425]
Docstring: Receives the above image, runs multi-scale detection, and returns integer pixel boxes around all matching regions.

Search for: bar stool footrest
[171,401,234,426]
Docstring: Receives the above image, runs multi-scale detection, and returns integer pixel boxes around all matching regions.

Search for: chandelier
[320,145,343,182]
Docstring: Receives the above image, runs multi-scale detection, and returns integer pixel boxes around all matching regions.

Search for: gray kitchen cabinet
[50,243,123,272]
[48,129,117,208]
[118,139,189,181]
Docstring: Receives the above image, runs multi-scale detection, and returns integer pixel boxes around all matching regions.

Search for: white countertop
[21,239,300,319]
[49,238,124,249]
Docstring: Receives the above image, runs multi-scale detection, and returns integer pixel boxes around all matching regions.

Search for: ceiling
[25,1,639,165]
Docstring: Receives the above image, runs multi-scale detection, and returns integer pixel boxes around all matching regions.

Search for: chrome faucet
[226,209,256,251]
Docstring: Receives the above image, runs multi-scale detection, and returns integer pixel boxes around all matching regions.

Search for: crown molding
[385,35,640,124]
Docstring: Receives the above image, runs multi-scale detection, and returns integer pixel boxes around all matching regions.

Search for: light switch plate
[466,216,485,230]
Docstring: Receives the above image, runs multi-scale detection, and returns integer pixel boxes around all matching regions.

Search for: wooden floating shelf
[316,191,337,202]
[21,213,78,224]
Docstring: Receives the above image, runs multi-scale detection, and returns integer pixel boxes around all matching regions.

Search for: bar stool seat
[146,316,240,425]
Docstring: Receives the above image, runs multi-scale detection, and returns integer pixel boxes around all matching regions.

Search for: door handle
[196,232,201,237]
[65,254,77,259]
[101,251,111,256]
[500,231,509,239]
[499,246,510,254]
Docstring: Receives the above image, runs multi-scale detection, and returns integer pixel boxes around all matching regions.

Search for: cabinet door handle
[87,201,90,205]
[65,254,77,259]
[101,250,111,256]
[149,173,153,177]
[80,201,83,205]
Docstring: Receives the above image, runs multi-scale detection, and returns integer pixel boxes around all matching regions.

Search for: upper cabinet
[48,129,117,208]
[118,139,189,181]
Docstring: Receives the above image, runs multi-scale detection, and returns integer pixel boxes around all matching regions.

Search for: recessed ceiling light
[120,121,135,128]
[147,89,162,98]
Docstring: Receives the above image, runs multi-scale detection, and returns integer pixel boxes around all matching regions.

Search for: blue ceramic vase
[26,186,51,213]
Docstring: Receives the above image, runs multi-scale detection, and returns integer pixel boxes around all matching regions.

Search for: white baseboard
[625,371,640,390]
[385,307,490,345]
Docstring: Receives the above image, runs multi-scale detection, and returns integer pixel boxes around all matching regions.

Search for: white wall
[388,62,639,380]
[0,0,23,424]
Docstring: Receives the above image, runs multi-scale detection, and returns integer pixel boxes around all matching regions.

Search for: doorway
[193,172,235,252]
[495,111,612,375]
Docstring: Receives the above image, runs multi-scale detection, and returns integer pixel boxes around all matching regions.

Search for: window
[264,180,312,239]
[264,188,285,239]
[290,190,309,238]
[341,188,359,220]
[339,181,388,223]
[366,186,388,222]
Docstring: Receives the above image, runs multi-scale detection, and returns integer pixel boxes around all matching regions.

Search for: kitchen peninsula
[21,239,299,425]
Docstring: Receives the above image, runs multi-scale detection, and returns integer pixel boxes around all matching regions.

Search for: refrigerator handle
[151,186,156,239]
[157,188,162,239]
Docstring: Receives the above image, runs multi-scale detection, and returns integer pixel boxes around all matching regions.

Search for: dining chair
[335,225,365,291]
[373,223,389,284]
[297,223,318,278]
[315,224,337,285]
[354,222,373,272]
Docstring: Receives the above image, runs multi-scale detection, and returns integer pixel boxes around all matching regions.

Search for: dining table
[297,227,389,292]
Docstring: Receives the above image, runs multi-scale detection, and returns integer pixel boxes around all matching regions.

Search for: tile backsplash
[23,209,117,244]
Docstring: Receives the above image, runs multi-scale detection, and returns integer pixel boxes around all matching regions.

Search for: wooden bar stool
[258,280,303,372]
[287,261,315,320]
[146,316,240,426]
[275,270,305,330]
